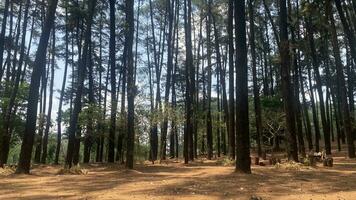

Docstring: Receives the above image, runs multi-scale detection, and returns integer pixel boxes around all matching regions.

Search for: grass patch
[57,166,88,175]
[0,166,15,175]
[275,161,304,171]
[216,158,235,166]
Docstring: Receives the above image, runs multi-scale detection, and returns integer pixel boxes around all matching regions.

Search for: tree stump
[254,157,260,165]
[269,157,277,165]
[323,157,333,167]
[262,151,267,160]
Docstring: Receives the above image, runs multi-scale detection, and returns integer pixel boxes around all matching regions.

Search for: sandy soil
[1,150,356,200]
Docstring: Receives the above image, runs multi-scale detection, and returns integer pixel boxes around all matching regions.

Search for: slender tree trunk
[108,0,117,163]
[279,0,298,161]
[160,0,175,161]
[299,65,313,151]
[125,0,135,169]
[206,0,213,160]
[262,0,280,47]
[83,43,95,163]
[16,0,59,174]
[228,0,235,160]
[335,0,356,65]
[184,0,194,164]
[65,0,96,168]
[326,0,355,158]
[248,0,262,158]
[288,0,305,157]
[305,16,331,154]
[41,26,56,164]
[213,15,228,156]
[0,0,9,79]
[307,64,320,152]
[0,0,30,167]
[55,4,69,165]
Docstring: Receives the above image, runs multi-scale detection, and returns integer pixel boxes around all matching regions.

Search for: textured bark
[235,0,251,173]
[279,0,298,162]
[125,0,135,169]
[184,0,194,164]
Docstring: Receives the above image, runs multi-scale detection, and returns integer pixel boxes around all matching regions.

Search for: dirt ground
[1,149,356,200]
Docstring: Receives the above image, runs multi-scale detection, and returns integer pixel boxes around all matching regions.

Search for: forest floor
[1,149,356,200]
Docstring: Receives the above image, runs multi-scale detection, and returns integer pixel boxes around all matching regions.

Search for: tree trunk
[160,0,175,161]
[125,0,135,169]
[41,26,56,164]
[326,0,355,158]
[279,0,298,162]
[248,0,263,158]
[0,0,30,167]
[334,0,356,65]
[55,3,69,165]
[235,0,251,173]
[0,0,9,79]
[228,0,235,160]
[206,0,213,160]
[305,16,331,154]
[184,0,194,164]
[16,0,59,174]
[65,0,96,168]
[108,0,117,163]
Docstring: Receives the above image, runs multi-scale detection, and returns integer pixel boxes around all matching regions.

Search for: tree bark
[125,0,135,169]
[41,26,56,164]
[235,0,251,173]
[16,0,59,174]
[108,0,117,163]
[248,0,263,158]
[65,0,96,168]
[279,0,298,161]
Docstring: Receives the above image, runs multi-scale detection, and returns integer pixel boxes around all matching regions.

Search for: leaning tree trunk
[326,0,355,158]
[16,0,59,174]
[0,0,30,167]
[0,0,9,79]
[65,0,96,168]
[305,16,331,154]
[41,26,56,164]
